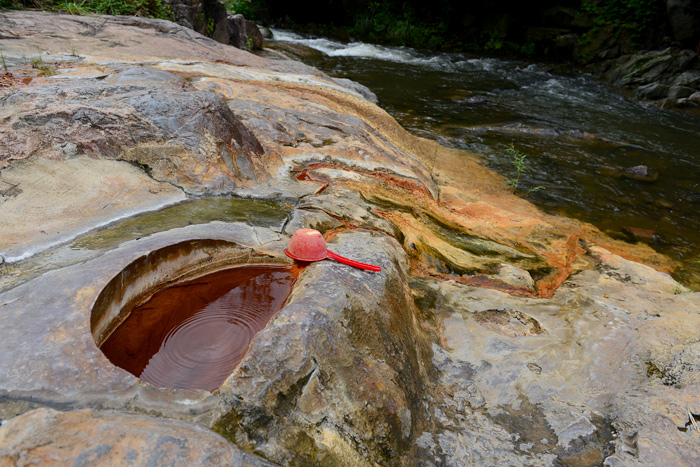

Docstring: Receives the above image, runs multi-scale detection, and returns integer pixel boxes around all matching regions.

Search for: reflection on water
[100,266,297,392]
[271,30,700,287]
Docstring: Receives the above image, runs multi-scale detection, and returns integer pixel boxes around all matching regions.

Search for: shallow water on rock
[71,198,289,251]
[270,30,700,288]
[0,198,290,293]
[100,265,297,392]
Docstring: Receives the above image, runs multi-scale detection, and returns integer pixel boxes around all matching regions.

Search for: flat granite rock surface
[1,10,699,467]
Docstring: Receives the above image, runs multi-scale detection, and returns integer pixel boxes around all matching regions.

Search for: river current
[270,30,700,288]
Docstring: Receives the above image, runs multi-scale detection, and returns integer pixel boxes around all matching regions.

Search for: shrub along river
[270,30,700,289]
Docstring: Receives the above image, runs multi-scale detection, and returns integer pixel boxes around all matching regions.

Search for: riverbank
[594,46,700,111]
[265,26,700,113]
[250,0,700,59]
[264,29,700,290]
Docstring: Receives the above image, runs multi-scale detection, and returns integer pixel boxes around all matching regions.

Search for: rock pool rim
[90,239,292,349]
[286,228,382,272]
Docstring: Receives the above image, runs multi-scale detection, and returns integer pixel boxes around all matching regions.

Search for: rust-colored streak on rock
[300,161,432,198]
[413,263,538,297]
[294,169,313,181]
[535,235,586,298]
[292,166,329,183]
[367,170,432,197]
[345,162,672,297]
[367,179,591,298]
[366,170,665,298]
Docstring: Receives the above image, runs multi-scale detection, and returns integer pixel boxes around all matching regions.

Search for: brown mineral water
[100,265,298,392]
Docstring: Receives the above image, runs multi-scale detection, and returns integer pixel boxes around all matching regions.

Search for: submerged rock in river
[0,10,698,466]
[622,164,659,182]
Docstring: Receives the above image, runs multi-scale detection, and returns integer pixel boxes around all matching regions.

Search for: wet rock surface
[622,164,659,182]
[0,10,698,466]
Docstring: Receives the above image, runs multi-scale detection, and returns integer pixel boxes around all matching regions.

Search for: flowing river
[269,30,700,288]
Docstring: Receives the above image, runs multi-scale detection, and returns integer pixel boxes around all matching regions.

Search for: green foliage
[30,53,54,75]
[581,0,664,49]
[0,49,7,71]
[518,42,535,57]
[505,144,544,195]
[194,12,205,30]
[353,2,446,49]
[0,0,23,8]
[206,17,214,36]
[1,0,173,20]
[69,0,173,19]
[57,0,90,14]
[454,30,536,57]
[671,283,692,294]
[222,0,254,19]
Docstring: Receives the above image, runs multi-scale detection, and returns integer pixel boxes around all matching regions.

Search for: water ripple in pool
[100,266,297,392]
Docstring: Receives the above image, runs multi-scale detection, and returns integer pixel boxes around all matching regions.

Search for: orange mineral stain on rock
[290,152,671,298]
[163,60,671,297]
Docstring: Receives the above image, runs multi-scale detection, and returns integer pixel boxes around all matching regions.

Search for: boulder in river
[622,226,664,244]
[636,82,672,100]
[622,164,659,182]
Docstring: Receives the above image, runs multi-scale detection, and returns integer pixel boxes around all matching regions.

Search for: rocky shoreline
[98,0,700,111]
[594,46,700,111]
[1,11,699,466]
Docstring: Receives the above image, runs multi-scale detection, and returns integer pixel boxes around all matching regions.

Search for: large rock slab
[0,407,275,466]
[216,230,434,465]
[1,66,267,186]
[0,11,308,73]
[0,155,185,262]
[0,10,698,467]
[417,245,700,466]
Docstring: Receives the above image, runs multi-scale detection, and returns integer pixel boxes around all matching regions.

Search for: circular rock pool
[91,240,297,392]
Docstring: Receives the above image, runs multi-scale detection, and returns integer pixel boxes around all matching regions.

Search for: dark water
[271,31,700,287]
[101,265,297,392]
